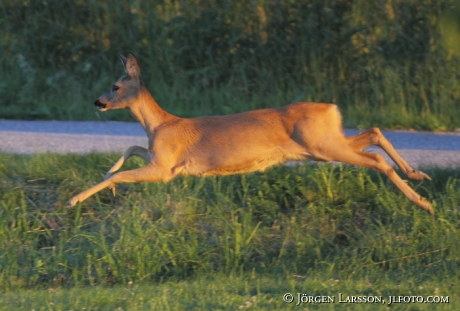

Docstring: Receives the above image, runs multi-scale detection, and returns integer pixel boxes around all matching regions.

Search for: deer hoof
[65,197,79,208]
[408,170,431,181]
[416,198,434,215]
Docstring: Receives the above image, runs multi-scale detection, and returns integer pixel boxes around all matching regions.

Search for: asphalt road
[0,119,459,168]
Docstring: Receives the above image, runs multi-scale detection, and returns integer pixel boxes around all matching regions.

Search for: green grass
[0,273,456,310]
[0,153,459,309]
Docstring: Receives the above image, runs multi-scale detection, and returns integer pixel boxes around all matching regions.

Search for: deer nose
[94,100,107,109]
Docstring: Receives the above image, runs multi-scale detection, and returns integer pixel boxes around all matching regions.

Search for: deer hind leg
[346,128,431,181]
[322,145,433,215]
[66,164,172,208]
[104,146,151,196]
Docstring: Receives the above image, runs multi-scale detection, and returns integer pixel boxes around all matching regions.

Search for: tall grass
[0,152,459,291]
[1,0,460,130]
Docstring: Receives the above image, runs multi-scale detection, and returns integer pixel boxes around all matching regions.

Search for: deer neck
[128,89,174,135]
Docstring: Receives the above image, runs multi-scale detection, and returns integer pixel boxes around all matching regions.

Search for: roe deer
[66,53,434,215]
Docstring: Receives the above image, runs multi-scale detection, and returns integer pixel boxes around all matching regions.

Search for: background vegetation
[0,153,459,309]
[1,0,460,130]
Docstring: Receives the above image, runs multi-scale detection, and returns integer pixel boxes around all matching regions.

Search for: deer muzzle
[94,100,107,110]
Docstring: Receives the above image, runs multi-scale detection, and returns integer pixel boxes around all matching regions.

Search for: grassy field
[0,273,456,310]
[2,0,460,130]
[0,153,459,309]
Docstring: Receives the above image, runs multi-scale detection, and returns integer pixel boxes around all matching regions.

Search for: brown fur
[66,53,434,215]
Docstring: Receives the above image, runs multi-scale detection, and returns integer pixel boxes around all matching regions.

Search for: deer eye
[112,85,119,91]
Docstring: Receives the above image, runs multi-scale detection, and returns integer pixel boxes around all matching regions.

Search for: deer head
[93,53,143,111]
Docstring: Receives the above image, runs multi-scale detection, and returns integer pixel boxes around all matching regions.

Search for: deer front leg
[65,164,172,208]
[104,146,151,196]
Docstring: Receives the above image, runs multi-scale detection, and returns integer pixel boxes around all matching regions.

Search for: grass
[0,152,459,309]
[0,273,456,310]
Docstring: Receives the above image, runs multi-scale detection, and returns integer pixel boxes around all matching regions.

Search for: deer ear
[125,53,140,78]
[119,53,127,72]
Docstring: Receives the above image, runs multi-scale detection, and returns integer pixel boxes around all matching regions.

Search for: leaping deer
[66,53,434,215]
